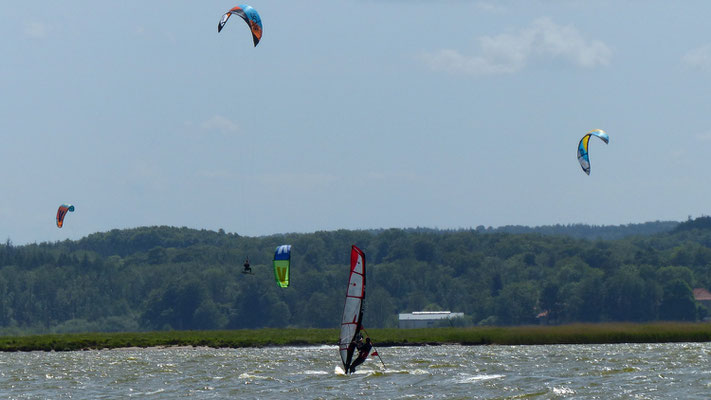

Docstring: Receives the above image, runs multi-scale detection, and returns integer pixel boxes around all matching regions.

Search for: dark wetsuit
[348,341,372,373]
[243,259,251,273]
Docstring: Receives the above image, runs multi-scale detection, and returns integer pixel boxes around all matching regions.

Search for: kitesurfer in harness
[243,257,251,274]
[348,337,372,373]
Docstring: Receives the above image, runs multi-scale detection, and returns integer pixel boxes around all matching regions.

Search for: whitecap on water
[552,386,575,395]
[333,367,383,376]
[140,388,165,396]
[312,345,338,350]
[410,369,429,375]
[302,370,329,375]
[456,374,505,384]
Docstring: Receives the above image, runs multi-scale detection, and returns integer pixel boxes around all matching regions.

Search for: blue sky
[3,1,711,244]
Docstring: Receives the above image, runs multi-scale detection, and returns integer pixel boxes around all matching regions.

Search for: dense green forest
[0,218,709,335]
[484,220,679,240]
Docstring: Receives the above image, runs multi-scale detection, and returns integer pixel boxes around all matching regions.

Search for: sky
[3,1,711,244]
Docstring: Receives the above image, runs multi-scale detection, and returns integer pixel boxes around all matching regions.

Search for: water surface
[1,343,710,399]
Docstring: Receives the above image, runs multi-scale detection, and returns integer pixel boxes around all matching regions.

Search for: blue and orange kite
[218,5,263,47]
[56,204,75,228]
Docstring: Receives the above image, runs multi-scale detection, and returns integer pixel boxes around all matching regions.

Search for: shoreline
[1,322,711,352]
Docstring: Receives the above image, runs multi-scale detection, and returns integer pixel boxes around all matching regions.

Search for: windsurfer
[348,337,372,373]
[243,258,251,274]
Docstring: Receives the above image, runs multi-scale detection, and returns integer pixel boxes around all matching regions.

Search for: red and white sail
[339,245,366,370]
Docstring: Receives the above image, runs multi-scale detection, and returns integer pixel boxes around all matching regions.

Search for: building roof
[398,311,464,321]
[693,288,711,301]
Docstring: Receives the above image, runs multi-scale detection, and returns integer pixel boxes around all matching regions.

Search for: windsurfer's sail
[339,245,366,373]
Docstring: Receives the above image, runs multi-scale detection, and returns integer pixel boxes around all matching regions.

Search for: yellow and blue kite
[577,129,609,175]
[273,245,291,288]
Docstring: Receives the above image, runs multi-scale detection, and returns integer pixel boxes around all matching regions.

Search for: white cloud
[200,115,240,135]
[683,45,711,71]
[422,17,611,76]
[24,22,50,39]
[694,131,711,142]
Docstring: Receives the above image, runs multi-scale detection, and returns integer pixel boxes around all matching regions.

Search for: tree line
[0,218,708,335]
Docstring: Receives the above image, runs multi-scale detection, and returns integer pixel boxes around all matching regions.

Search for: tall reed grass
[1,322,710,352]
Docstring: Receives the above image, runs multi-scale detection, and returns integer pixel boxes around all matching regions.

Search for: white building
[398,311,465,329]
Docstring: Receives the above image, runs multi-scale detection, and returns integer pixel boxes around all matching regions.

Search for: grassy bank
[1,322,711,352]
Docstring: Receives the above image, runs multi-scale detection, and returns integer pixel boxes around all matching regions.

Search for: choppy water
[1,343,710,399]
